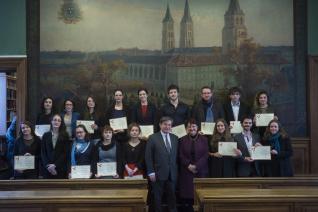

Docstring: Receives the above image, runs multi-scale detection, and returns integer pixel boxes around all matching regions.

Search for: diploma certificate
[71,165,91,179]
[14,156,35,170]
[76,120,95,134]
[124,175,144,180]
[97,162,117,176]
[109,117,128,130]
[35,125,51,137]
[255,113,274,127]
[218,142,237,156]
[140,125,154,138]
[171,124,187,138]
[230,121,243,134]
[201,122,215,135]
[251,146,271,160]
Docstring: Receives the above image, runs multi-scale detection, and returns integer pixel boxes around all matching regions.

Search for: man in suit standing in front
[145,116,178,212]
[234,116,262,177]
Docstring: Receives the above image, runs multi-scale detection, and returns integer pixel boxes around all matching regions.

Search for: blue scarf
[269,133,281,154]
[71,139,89,166]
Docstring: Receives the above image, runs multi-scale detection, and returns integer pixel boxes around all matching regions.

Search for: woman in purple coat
[178,118,209,212]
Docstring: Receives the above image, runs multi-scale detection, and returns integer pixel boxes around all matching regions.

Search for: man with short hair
[223,87,251,124]
[234,116,261,177]
[160,84,190,127]
[191,86,224,127]
[145,116,178,212]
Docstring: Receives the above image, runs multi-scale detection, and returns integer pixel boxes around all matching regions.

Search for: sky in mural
[40,0,293,51]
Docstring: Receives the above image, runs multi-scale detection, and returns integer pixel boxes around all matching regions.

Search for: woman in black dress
[36,97,55,125]
[13,121,41,179]
[82,96,100,142]
[121,123,145,178]
[262,120,293,177]
[41,114,69,179]
[208,119,238,177]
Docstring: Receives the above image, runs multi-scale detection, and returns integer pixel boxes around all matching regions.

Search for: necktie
[164,134,171,153]
[206,106,214,122]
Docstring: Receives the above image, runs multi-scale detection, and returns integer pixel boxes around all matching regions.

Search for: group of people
[3,84,294,212]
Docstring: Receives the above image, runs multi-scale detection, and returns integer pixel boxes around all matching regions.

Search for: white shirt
[242,131,253,155]
[160,131,172,150]
[231,101,240,121]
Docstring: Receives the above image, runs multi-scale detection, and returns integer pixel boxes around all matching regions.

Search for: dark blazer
[234,133,261,177]
[60,111,81,138]
[191,98,224,127]
[130,102,158,131]
[41,131,69,178]
[145,132,178,181]
[223,101,251,124]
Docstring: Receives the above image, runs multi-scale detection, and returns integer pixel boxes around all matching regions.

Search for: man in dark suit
[145,116,178,212]
[191,86,224,127]
[234,116,261,177]
[223,87,251,124]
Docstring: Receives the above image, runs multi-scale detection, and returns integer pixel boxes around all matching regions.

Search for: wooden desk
[196,188,318,212]
[0,189,148,212]
[0,179,148,191]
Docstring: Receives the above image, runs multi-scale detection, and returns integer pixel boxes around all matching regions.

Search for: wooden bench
[196,188,318,212]
[0,189,148,212]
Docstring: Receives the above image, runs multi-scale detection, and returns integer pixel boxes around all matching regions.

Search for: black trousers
[151,179,177,212]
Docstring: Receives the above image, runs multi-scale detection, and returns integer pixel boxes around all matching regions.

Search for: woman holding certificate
[252,91,277,138]
[95,125,121,179]
[130,88,158,134]
[41,114,69,179]
[178,119,209,211]
[82,96,100,141]
[121,123,146,179]
[102,89,130,144]
[208,119,238,177]
[262,120,294,177]
[36,97,55,125]
[13,121,41,179]
[69,125,96,179]
[61,99,81,139]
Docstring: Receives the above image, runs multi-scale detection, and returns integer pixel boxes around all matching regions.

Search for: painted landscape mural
[40,0,306,136]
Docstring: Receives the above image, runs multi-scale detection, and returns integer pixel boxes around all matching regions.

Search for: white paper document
[97,162,117,176]
[218,142,237,156]
[71,165,91,179]
[14,156,35,170]
[255,113,274,127]
[124,175,144,180]
[140,125,154,138]
[251,146,271,160]
[201,122,215,135]
[35,125,51,137]
[171,124,187,138]
[76,120,95,134]
[109,117,128,130]
[230,121,243,134]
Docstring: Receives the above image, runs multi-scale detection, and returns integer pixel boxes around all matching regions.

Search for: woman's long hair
[263,119,288,140]
[210,119,232,149]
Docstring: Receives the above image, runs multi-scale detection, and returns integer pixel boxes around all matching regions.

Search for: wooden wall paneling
[292,138,310,175]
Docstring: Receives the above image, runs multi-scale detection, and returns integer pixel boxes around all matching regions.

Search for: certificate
[71,165,91,179]
[255,113,274,127]
[97,162,117,176]
[218,142,237,156]
[171,124,187,138]
[230,121,243,134]
[140,125,154,138]
[35,125,51,137]
[201,122,215,135]
[251,146,271,160]
[14,156,35,170]
[109,117,128,130]
[76,120,95,134]
[124,175,144,180]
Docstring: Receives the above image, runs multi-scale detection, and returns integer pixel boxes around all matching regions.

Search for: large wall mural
[40,0,306,136]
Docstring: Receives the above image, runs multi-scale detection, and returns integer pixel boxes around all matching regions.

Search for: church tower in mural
[162,3,175,53]
[180,0,194,48]
[222,0,247,54]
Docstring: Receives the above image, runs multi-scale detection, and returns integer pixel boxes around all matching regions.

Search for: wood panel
[196,188,318,212]
[292,138,310,175]
[309,56,318,174]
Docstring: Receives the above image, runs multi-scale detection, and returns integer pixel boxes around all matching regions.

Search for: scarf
[71,139,90,166]
[269,133,281,154]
